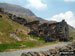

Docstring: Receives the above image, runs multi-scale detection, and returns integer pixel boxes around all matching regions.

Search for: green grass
[0,34,56,52]
[0,41,38,52]
[69,27,75,40]
[0,41,57,52]
[69,32,75,40]
[29,34,45,41]
[0,41,32,51]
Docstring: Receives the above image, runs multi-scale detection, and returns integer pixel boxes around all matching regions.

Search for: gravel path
[0,42,71,56]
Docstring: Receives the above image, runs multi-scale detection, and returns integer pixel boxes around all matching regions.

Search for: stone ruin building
[25,20,40,28]
[0,8,70,42]
[7,13,27,25]
[29,20,69,42]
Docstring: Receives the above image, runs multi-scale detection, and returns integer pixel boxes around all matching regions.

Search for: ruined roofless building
[7,13,27,25]
[25,20,40,28]
[29,20,69,42]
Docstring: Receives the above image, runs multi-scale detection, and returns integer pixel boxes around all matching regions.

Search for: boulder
[21,53,28,56]
[10,32,21,41]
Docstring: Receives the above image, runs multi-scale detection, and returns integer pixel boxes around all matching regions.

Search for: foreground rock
[21,41,75,56]
[10,32,21,41]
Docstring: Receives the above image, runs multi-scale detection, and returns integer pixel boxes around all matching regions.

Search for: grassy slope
[0,14,56,52]
[0,14,35,51]
[0,14,30,43]
[69,26,75,39]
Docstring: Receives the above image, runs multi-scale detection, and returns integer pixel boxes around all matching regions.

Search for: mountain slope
[0,13,30,44]
[0,3,35,17]
[0,3,46,22]
[69,26,75,39]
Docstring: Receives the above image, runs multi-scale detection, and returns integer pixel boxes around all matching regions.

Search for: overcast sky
[0,0,75,28]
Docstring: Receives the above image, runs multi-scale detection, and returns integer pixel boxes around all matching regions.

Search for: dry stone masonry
[29,20,70,42]
[0,8,72,42]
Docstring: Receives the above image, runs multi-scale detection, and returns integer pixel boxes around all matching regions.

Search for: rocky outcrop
[10,32,21,41]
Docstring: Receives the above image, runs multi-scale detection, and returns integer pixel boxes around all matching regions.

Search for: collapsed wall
[0,8,70,42]
[29,20,70,42]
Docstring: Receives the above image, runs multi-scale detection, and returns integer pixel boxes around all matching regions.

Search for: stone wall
[29,20,69,42]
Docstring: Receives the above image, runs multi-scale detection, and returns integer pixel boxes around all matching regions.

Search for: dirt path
[0,42,71,56]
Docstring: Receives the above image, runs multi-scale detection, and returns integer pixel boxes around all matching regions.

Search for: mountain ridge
[0,3,35,16]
